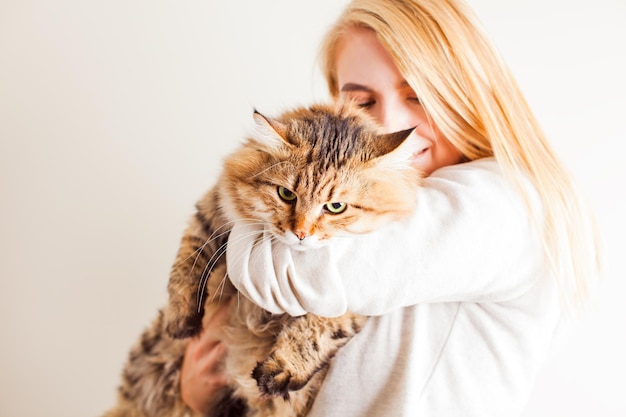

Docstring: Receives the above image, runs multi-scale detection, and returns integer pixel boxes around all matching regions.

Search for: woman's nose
[378,100,418,133]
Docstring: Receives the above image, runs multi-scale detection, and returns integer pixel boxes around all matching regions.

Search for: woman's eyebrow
[340,83,373,93]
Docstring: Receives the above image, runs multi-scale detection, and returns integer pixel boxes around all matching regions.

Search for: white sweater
[226,158,563,416]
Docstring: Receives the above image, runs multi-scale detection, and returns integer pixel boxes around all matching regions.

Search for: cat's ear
[252,110,291,148]
[371,127,420,168]
[373,127,416,157]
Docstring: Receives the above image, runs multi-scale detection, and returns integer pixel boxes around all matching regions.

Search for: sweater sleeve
[226,158,544,317]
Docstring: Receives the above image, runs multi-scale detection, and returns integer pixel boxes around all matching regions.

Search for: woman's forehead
[335,28,407,92]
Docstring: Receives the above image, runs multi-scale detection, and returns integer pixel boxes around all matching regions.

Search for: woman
[182,0,600,415]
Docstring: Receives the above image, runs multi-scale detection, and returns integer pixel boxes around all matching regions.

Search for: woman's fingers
[180,299,232,413]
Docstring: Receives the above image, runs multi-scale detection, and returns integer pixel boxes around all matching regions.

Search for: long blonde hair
[319,0,601,311]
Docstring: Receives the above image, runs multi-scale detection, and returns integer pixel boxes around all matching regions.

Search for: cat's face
[220,103,421,250]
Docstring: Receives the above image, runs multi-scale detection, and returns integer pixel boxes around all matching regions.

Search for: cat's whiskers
[196,219,268,311]
[218,228,280,313]
[199,220,357,310]
[197,241,228,310]
[209,271,228,304]
[180,219,251,291]
[217,228,277,304]
[248,160,293,180]
[222,229,273,312]
[178,219,240,268]
[190,222,241,309]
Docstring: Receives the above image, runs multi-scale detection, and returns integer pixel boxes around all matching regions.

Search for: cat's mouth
[276,233,326,251]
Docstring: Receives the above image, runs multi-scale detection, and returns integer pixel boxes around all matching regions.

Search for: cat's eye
[277,186,297,202]
[324,202,347,214]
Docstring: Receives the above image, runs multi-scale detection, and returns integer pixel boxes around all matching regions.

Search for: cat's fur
[103,102,421,417]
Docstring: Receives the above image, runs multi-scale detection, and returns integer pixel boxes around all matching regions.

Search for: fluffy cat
[103,102,421,417]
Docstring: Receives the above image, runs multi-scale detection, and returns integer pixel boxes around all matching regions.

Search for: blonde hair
[319,0,601,312]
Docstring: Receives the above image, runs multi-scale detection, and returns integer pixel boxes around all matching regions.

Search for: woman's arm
[226,158,544,317]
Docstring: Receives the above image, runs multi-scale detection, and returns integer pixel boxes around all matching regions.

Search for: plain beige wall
[1,1,624,416]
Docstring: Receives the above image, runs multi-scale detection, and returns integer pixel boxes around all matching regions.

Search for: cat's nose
[293,218,313,241]
[294,230,308,241]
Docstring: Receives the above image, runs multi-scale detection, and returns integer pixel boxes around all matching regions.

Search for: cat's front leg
[252,312,368,398]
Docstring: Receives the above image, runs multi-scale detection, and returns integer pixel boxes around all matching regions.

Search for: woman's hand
[180,300,231,414]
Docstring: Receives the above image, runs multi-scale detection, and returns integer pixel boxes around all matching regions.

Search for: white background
[1,1,624,416]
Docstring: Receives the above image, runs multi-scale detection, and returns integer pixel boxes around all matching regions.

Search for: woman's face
[335,27,464,175]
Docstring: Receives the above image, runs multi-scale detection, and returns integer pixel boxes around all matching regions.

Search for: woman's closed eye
[340,89,376,109]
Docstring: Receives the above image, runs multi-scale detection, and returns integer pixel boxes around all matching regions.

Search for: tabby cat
[103,102,422,417]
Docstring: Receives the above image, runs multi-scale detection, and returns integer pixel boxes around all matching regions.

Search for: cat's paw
[251,355,311,399]
[163,304,203,339]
